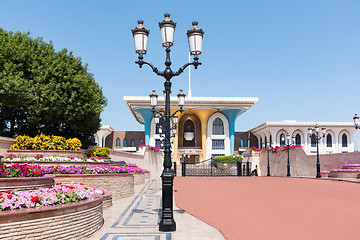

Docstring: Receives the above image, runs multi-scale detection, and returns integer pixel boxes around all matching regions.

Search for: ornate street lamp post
[354,114,359,130]
[132,14,204,232]
[282,134,292,177]
[308,125,326,178]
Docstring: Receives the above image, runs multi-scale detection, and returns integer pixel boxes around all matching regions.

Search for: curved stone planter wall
[144,171,150,179]
[0,196,103,240]
[328,171,360,179]
[134,172,145,185]
[7,149,86,158]
[54,173,134,200]
[343,165,360,170]
[0,175,54,192]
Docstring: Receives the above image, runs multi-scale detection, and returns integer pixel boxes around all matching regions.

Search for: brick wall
[0,197,103,239]
[54,173,134,200]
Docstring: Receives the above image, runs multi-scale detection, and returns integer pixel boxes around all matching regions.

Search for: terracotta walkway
[174,177,360,240]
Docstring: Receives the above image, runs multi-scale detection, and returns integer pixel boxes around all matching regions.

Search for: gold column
[192,109,216,161]
[171,109,184,163]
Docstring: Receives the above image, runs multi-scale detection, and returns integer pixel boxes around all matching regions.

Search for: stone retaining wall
[7,149,86,158]
[257,148,360,177]
[133,172,145,185]
[0,175,54,192]
[328,171,360,179]
[0,196,103,239]
[55,173,134,200]
[2,160,125,167]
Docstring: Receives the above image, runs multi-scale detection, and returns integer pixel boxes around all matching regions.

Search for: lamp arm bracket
[136,55,164,76]
[170,109,183,117]
[173,57,202,76]
[151,108,165,116]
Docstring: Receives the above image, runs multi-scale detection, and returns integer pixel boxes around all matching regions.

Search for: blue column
[134,108,154,145]
[220,109,246,155]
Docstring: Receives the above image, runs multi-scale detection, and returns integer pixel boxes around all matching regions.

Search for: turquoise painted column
[134,108,154,145]
[220,109,246,155]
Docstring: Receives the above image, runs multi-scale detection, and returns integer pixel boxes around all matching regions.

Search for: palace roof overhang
[124,96,258,124]
[249,120,355,135]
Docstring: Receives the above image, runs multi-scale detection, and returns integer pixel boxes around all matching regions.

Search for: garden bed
[54,173,134,200]
[0,175,54,192]
[0,195,103,239]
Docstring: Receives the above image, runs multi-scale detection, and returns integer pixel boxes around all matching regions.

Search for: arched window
[342,134,348,147]
[212,118,224,135]
[130,138,135,147]
[311,134,316,147]
[295,134,301,146]
[183,119,195,147]
[280,134,285,146]
[123,138,128,147]
[260,138,263,149]
[240,138,244,148]
[116,138,121,147]
[326,134,332,147]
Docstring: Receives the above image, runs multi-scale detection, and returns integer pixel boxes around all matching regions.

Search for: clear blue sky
[1,0,359,146]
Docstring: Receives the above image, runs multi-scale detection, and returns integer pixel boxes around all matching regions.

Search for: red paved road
[174,177,360,240]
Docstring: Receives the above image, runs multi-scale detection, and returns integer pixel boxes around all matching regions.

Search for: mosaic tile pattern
[100,180,172,239]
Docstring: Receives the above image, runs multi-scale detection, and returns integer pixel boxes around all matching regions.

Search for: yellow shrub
[10,134,82,151]
[86,147,110,157]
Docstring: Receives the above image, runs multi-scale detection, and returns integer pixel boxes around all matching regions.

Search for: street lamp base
[159,219,176,232]
[316,174,321,178]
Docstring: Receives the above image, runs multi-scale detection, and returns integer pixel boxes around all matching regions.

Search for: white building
[250,120,357,154]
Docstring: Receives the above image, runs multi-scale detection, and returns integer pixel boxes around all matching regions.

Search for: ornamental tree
[0,28,107,146]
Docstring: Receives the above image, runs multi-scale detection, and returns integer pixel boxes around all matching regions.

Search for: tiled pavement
[89,179,225,240]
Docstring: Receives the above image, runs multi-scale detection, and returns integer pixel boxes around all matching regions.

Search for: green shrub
[213,155,242,162]
[86,147,110,157]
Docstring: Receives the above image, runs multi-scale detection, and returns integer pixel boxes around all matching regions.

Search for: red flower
[55,182,61,185]
[80,183,84,185]
[30,196,39,202]
[4,190,11,194]
[7,195,12,199]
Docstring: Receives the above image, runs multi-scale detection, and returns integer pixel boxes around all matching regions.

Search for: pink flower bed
[331,169,360,172]
[0,183,106,211]
[246,145,302,153]
[139,145,160,152]
[345,164,360,167]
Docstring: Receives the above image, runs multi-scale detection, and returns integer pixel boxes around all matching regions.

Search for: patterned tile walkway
[89,179,224,240]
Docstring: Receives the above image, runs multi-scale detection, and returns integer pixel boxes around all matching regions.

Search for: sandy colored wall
[110,148,163,179]
[258,148,360,177]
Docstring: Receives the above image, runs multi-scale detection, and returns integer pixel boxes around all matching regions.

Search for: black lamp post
[308,125,326,178]
[132,14,204,232]
[354,114,359,130]
[281,134,292,177]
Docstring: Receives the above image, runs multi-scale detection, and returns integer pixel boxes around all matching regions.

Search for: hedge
[213,155,242,162]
